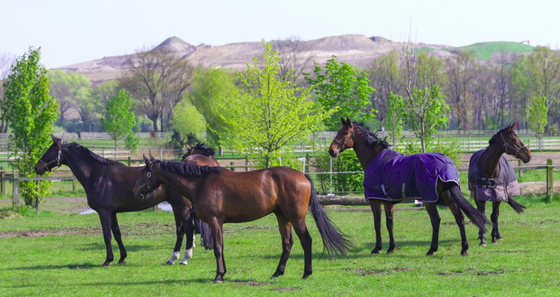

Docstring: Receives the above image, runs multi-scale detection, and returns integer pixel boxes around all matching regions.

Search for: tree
[1,47,60,208]
[47,69,93,129]
[121,47,194,132]
[445,51,477,132]
[401,85,449,153]
[0,53,16,132]
[305,55,376,130]
[385,92,404,148]
[527,96,548,147]
[525,46,560,130]
[188,68,238,148]
[220,41,325,168]
[367,50,402,127]
[171,99,207,143]
[272,36,316,85]
[100,89,137,150]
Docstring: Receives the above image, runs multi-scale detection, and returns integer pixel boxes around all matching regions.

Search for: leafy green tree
[305,55,376,129]
[188,68,237,148]
[525,46,560,129]
[47,69,93,129]
[171,99,207,144]
[527,96,548,145]
[220,41,325,168]
[1,47,60,207]
[385,92,404,148]
[367,50,402,126]
[100,89,137,150]
[401,85,449,153]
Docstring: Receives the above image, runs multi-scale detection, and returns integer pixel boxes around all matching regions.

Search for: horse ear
[143,154,150,166]
[54,136,63,149]
[346,117,353,127]
[149,153,155,161]
[340,117,346,125]
[508,123,515,131]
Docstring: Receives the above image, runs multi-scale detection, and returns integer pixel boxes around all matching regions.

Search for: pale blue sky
[2,0,559,69]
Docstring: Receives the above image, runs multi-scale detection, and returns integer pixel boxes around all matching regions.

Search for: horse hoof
[461,252,468,256]
[102,262,110,267]
[213,279,223,284]
[370,249,380,254]
[179,261,188,265]
[492,240,498,244]
[118,261,126,265]
[479,242,487,247]
[386,250,394,255]
[166,261,174,265]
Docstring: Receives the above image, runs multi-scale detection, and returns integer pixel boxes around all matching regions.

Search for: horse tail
[507,197,526,214]
[444,182,492,233]
[199,220,214,250]
[304,174,353,257]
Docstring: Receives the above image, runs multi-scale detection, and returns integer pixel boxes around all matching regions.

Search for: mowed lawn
[0,196,559,297]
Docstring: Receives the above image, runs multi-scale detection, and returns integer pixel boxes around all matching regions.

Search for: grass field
[1,195,559,296]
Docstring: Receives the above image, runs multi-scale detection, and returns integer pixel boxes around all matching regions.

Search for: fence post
[12,170,19,211]
[517,159,523,178]
[230,161,235,172]
[35,180,40,211]
[245,156,248,172]
[128,152,131,166]
[1,165,4,195]
[547,159,553,202]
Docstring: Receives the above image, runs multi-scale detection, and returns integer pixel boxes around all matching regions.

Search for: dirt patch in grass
[0,226,99,238]
[271,287,302,292]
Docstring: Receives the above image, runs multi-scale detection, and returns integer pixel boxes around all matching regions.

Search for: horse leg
[292,219,312,279]
[368,200,383,254]
[491,202,501,243]
[98,211,114,266]
[424,202,441,256]
[271,212,294,279]
[476,201,487,246]
[208,217,226,283]
[384,202,396,254]
[181,211,196,265]
[110,213,127,264]
[167,205,188,265]
[447,202,468,256]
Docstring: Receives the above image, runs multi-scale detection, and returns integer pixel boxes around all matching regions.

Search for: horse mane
[65,142,121,165]
[193,142,216,157]
[488,126,514,145]
[353,122,389,149]
[159,160,221,177]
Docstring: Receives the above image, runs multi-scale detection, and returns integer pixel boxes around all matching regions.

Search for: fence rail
[4,159,558,212]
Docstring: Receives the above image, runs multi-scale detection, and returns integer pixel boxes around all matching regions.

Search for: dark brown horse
[182,142,220,167]
[468,124,531,245]
[35,135,211,266]
[133,156,352,283]
[329,118,491,256]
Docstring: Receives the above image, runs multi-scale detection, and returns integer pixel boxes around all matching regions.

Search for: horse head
[491,123,531,163]
[133,154,161,200]
[35,135,65,175]
[329,117,355,157]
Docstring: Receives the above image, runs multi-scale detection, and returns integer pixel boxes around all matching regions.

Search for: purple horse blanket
[363,149,459,202]
[468,149,520,202]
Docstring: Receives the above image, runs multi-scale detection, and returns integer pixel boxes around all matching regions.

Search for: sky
[1,0,560,69]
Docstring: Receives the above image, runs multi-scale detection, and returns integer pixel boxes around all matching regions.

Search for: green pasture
[1,195,559,296]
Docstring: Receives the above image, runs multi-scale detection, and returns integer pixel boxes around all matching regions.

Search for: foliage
[312,151,363,194]
[401,85,450,153]
[188,68,238,148]
[171,99,206,143]
[219,41,326,168]
[305,55,376,130]
[398,137,461,165]
[47,69,94,131]
[385,92,404,147]
[367,50,402,124]
[100,89,137,150]
[527,96,548,138]
[525,46,560,126]
[1,47,60,206]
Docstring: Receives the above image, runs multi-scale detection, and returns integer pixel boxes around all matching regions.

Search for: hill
[57,35,535,84]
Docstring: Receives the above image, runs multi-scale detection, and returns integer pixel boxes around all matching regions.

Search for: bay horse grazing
[35,135,211,267]
[133,156,352,283]
[329,118,491,256]
[468,124,531,245]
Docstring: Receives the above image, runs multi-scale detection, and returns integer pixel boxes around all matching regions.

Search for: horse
[35,135,212,267]
[182,142,220,167]
[329,117,491,256]
[468,124,531,245]
[133,156,353,283]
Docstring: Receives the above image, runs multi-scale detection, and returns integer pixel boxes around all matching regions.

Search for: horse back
[196,167,310,223]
